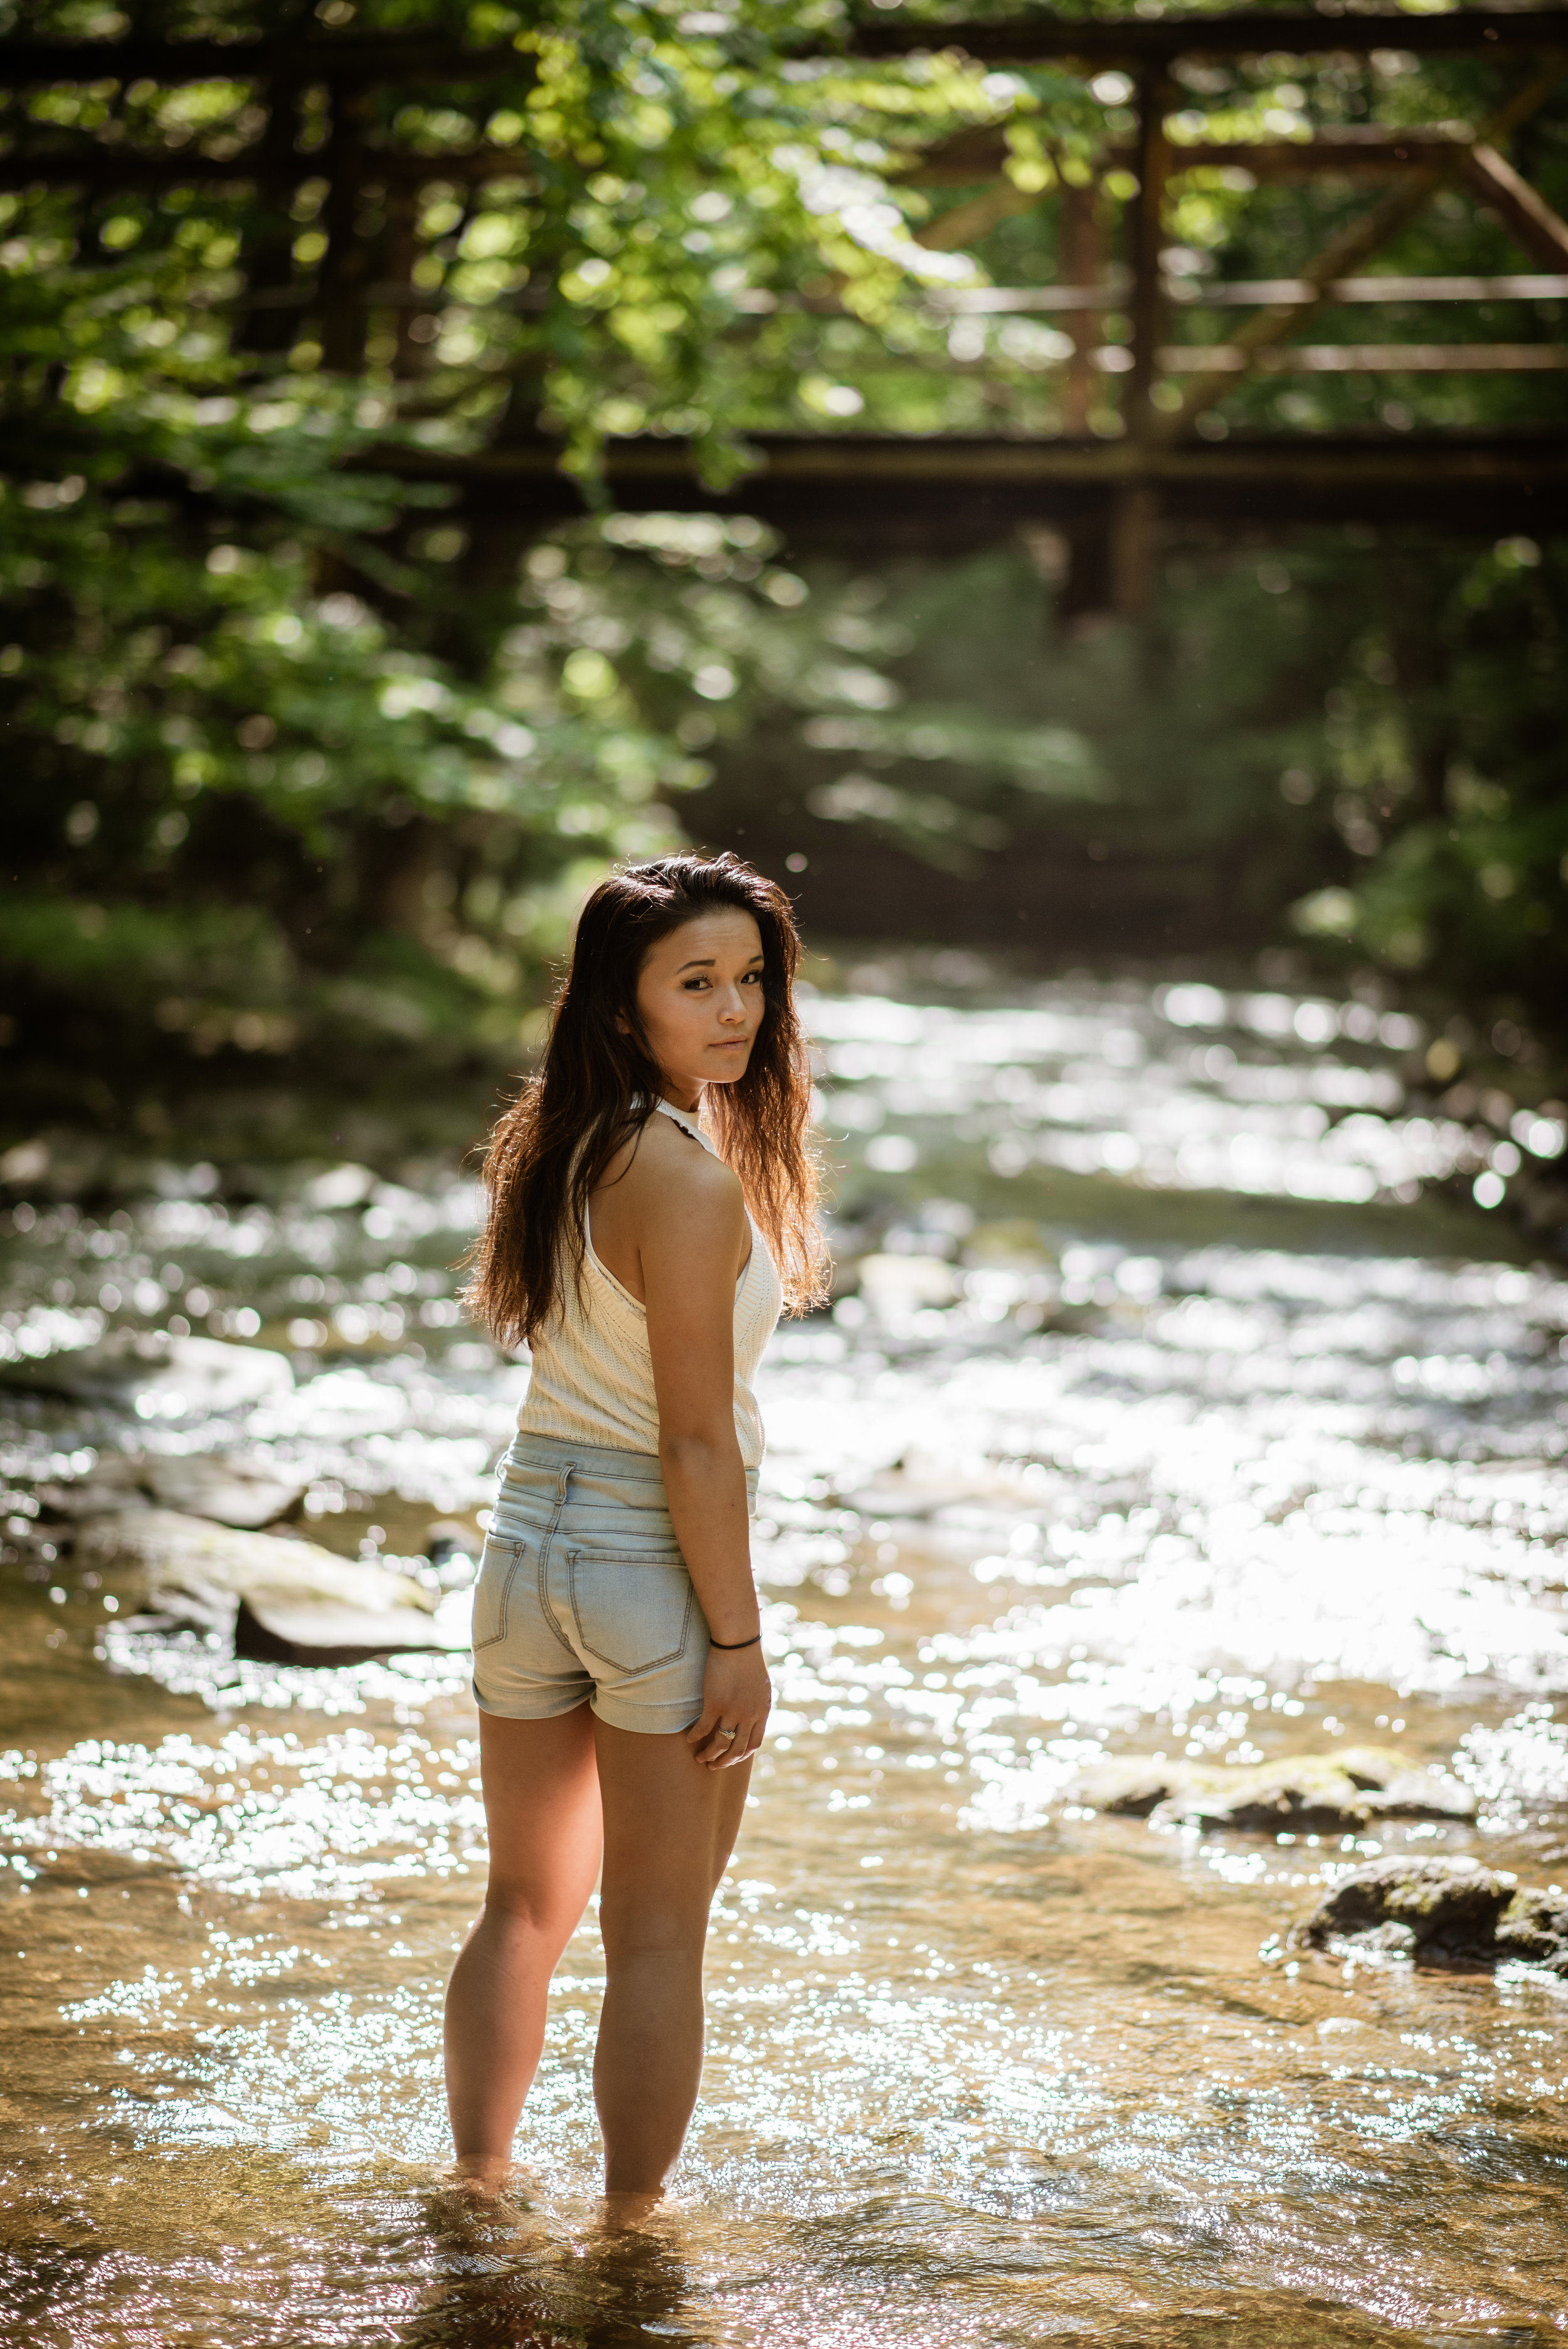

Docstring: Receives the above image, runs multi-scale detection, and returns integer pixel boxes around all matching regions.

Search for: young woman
[447,852,826,2210]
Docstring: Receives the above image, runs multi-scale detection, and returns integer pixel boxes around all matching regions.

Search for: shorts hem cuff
[590,1700,704,1737]
[472,1685,593,1720]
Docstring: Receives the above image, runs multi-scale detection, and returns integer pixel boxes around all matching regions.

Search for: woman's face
[633,909,767,1106]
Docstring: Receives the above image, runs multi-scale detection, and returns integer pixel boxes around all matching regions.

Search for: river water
[3,962,1567,2348]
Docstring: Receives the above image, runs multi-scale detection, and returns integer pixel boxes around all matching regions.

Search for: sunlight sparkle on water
[2,967,1566,2345]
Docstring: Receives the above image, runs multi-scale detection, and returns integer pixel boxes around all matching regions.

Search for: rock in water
[425,1521,480,1589]
[1289,1855,1517,1966]
[1493,1889,1568,1973]
[1363,1768,1477,1821]
[1075,1746,1476,1834]
[233,1591,453,1669]
[1153,1756,1380,1834]
[77,1507,467,1662]
[78,1507,302,1621]
[142,1451,307,1527]
[40,1450,307,1529]
[1067,1761,1176,1818]
[34,1453,154,1515]
[1,1331,292,1417]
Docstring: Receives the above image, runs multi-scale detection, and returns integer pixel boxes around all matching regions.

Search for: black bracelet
[709,1631,762,1650]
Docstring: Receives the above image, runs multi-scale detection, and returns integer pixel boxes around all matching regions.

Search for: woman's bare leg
[444,1706,603,2175]
[591,1717,751,2202]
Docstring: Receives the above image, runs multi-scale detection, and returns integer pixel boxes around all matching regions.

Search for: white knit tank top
[516,1100,784,1468]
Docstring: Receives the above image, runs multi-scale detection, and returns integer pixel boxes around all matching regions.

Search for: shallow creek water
[3,967,1567,2347]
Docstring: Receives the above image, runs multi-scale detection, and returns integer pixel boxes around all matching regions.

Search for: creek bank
[1290,1855,1568,1975]
[1072,1749,1475,1832]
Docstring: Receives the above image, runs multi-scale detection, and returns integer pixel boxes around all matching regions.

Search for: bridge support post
[1110,68,1172,616]
[1110,483,1159,618]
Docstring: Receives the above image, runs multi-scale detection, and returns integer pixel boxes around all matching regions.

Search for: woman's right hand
[686,1642,771,1770]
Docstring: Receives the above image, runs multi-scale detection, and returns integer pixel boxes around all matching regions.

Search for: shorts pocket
[471,1532,527,1652]
[568,1553,693,1675]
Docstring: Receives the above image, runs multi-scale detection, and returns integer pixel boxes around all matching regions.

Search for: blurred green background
[4,0,1566,1167]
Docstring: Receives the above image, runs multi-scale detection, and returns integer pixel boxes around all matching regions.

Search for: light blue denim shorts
[471,1432,758,1736]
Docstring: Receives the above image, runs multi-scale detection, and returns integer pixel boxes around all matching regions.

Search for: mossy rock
[1290,1855,1527,1967]
[1071,1748,1474,1833]
[1069,1761,1179,1818]
[1155,1757,1374,1833]
[1149,1751,1474,1835]
[1493,1888,1568,1973]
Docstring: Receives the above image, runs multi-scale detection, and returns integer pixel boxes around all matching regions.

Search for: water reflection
[411,2189,709,2348]
[1,965,1566,2345]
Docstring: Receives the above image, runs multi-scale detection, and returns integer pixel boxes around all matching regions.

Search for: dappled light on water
[2,967,1567,2346]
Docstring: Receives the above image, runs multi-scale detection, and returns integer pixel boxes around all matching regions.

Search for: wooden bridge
[7,7,1568,612]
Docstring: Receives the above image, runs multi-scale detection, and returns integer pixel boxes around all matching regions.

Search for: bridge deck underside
[386,434,1568,556]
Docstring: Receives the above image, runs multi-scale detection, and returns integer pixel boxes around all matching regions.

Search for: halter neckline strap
[652,1098,717,1156]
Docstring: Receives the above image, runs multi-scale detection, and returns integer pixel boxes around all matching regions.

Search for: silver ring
[716,1726,738,1741]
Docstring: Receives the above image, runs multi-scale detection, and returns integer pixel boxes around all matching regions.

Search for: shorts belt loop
[546,1460,575,1531]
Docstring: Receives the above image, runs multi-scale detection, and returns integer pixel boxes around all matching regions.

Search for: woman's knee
[477,1877,581,1940]
[597,1890,711,1965]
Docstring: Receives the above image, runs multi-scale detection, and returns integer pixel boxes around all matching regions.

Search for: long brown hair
[466,853,827,1347]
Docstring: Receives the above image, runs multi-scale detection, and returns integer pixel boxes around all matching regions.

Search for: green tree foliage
[2,0,1565,1150]
[681,529,1567,1034]
[0,0,1014,1125]
[1290,533,1567,1020]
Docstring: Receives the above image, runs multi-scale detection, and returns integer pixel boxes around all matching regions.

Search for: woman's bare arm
[630,1125,770,1767]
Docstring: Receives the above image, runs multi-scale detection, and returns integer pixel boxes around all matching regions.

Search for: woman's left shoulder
[633,1112,746,1230]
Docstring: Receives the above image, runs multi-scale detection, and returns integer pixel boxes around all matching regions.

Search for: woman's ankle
[600,2183,667,2229]
[445,2152,517,2197]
